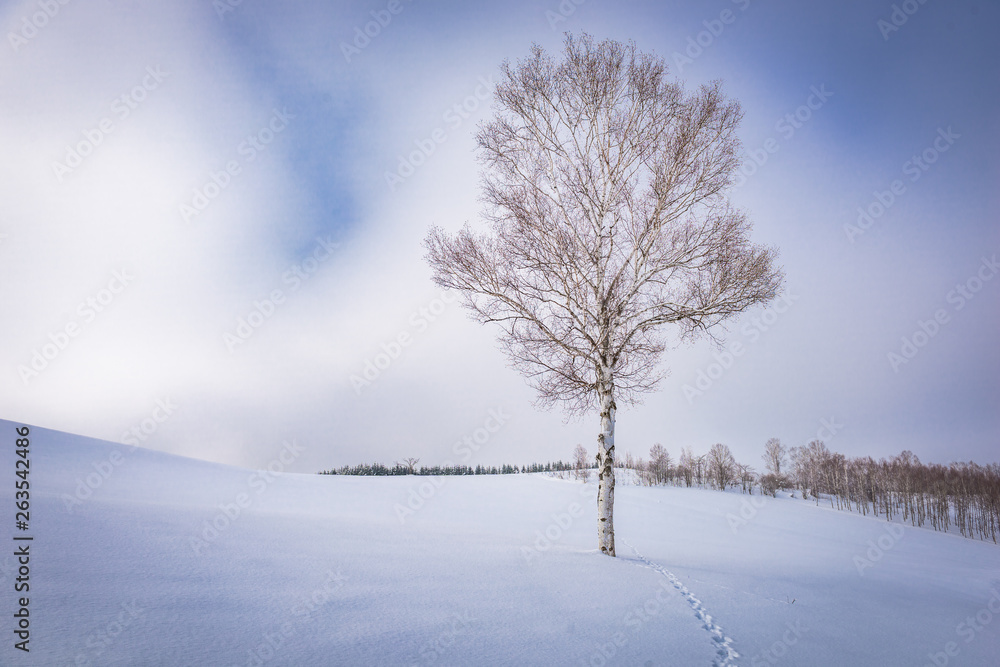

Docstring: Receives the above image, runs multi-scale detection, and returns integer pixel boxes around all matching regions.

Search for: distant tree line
[320,440,999,544]
[616,439,999,544]
[318,459,589,477]
[785,443,999,544]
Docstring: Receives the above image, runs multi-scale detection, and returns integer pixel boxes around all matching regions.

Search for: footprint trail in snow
[623,540,740,667]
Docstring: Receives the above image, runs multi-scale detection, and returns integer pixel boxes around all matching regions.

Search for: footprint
[622,539,740,667]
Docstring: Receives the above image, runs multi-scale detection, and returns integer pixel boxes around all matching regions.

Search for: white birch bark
[596,384,616,556]
[425,35,784,558]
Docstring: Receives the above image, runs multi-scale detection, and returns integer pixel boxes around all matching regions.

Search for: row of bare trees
[784,442,999,543]
[620,439,1000,543]
[632,442,747,492]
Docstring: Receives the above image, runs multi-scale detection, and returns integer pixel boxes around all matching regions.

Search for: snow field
[2,420,998,666]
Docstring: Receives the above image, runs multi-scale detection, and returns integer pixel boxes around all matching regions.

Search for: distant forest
[318,460,581,477]
[621,440,999,544]
[319,439,999,544]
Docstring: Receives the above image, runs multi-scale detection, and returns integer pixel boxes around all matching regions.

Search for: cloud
[0,0,996,472]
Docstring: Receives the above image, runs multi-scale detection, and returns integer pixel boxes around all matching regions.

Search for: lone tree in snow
[424,34,783,556]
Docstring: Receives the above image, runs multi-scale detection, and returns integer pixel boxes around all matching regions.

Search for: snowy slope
[1,420,998,666]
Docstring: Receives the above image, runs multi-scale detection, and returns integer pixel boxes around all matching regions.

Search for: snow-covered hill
[2,419,998,666]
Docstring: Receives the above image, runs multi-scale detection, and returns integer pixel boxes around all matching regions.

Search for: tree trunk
[597,387,616,556]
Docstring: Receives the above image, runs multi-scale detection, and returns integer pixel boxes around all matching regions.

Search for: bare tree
[790,440,832,502]
[762,437,786,475]
[678,446,696,487]
[648,443,672,485]
[572,444,589,481]
[693,454,707,488]
[707,443,737,490]
[776,445,999,543]
[424,34,783,556]
[736,462,756,494]
[395,457,420,474]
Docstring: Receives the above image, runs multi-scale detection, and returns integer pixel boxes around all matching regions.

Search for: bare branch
[424,33,783,415]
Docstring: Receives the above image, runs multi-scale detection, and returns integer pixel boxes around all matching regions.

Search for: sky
[1,0,997,474]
